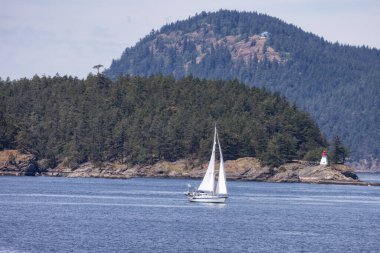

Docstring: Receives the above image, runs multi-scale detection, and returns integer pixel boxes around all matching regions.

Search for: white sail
[216,131,227,196]
[197,128,216,193]
[187,126,228,203]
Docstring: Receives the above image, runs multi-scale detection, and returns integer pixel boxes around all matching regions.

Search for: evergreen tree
[331,136,350,164]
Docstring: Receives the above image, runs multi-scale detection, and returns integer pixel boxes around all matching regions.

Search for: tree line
[0,75,332,168]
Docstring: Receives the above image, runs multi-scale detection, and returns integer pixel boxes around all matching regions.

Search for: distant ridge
[105,10,380,168]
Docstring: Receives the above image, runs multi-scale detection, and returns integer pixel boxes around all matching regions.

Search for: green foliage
[105,10,380,163]
[0,75,326,167]
[303,147,326,162]
[331,135,350,164]
[260,134,297,167]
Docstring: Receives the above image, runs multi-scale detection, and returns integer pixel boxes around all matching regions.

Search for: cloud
[1,0,379,79]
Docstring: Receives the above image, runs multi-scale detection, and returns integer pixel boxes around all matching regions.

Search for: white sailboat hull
[188,195,227,203]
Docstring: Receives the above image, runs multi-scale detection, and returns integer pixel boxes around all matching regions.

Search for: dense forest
[105,10,380,166]
[0,75,327,168]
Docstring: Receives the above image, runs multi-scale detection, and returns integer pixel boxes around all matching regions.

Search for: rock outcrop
[0,150,40,176]
[41,158,377,185]
[0,149,377,186]
[269,161,359,184]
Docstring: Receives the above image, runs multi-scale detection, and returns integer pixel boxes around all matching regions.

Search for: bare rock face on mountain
[0,150,39,176]
[149,25,284,72]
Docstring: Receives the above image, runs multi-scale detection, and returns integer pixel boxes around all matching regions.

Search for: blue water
[358,172,380,183]
[1,176,380,253]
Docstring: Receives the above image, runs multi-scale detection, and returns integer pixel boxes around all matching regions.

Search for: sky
[1,0,379,80]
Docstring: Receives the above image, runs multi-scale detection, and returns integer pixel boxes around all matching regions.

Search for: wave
[0,200,222,209]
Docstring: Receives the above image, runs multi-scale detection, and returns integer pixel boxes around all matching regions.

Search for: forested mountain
[0,75,326,167]
[105,10,380,167]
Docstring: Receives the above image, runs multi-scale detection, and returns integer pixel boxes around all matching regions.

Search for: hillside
[0,75,326,167]
[105,10,380,169]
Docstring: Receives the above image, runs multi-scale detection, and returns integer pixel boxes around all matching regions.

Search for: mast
[216,129,227,196]
[197,126,216,193]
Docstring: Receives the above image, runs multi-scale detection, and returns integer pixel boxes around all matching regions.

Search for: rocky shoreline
[1,149,379,186]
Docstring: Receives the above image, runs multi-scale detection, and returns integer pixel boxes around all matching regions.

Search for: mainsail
[186,126,228,203]
[197,127,216,193]
[216,131,227,196]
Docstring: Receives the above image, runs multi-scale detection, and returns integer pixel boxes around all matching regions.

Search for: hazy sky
[1,0,379,79]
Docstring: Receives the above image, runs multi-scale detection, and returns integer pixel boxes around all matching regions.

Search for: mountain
[105,10,380,169]
[0,75,326,167]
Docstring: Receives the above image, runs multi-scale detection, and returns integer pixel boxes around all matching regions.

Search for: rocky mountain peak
[149,23,285,73]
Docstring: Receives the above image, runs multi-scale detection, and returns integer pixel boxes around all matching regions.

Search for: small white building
[260,31,270,38]
[320,150,328,165]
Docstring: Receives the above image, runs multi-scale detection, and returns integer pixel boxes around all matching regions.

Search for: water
[0,176,380,253]
[358,172,380,183]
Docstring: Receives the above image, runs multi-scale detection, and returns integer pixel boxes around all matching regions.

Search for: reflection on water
[193,202,227,208]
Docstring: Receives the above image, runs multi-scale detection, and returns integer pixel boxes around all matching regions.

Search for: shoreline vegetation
[1,150,379,186]
[1,75,329,169]
[1,75,376,173]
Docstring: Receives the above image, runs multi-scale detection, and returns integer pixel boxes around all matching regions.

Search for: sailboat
[186,126,228,203]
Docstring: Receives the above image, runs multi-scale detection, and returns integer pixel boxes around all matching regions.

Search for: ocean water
[0,175,379,253]
[358,172,380,183]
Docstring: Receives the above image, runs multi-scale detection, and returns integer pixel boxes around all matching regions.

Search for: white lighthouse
[320,150,328,165]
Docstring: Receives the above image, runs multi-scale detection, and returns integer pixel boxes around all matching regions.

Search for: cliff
[0,150,40,176]
[0,150,377,186]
